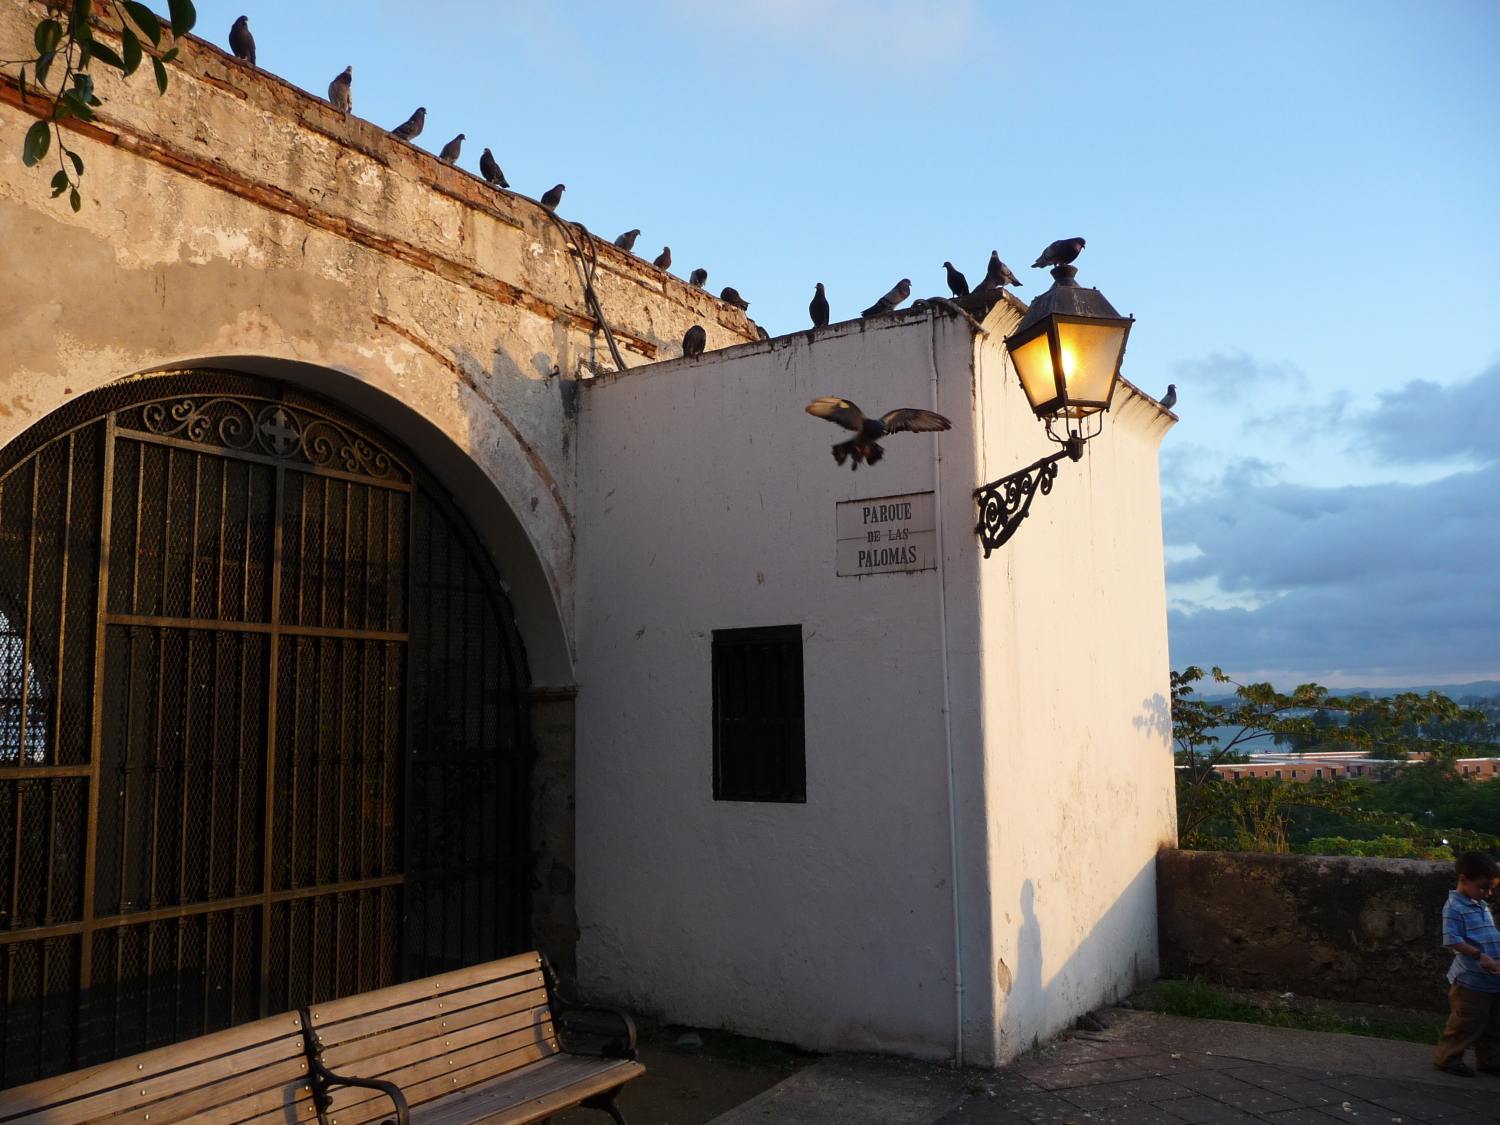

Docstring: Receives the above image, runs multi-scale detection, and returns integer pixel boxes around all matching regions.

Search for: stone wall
[1157,849,1459,1012]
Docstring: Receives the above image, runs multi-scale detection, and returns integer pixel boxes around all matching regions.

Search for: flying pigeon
[229,16,255,65]
[943,262,969,298]
[720,287,749,311]
[614,229,641,252]
[653,247,672,270]
[328,67,352,112]
[1032,238,1086,268]
[438,134,464,164]
[1160,384,1177,410]
[392,107,426,140]
[809,283,830,327]
[540,184,565,210]
[688,268,708,288]
[805,397,952,470]
[479,149,508,188]
[682,325,706,358]
[985,251,1021,289]
[861,279,911,318]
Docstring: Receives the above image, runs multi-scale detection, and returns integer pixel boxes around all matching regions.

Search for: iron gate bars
[0,373,530,1088]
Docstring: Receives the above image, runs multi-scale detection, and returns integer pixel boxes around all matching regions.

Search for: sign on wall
[836,492,937,576]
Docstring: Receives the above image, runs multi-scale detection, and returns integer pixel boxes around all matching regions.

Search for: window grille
[712,625,804,803]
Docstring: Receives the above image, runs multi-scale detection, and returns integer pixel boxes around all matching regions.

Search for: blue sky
[190,0,1500,687]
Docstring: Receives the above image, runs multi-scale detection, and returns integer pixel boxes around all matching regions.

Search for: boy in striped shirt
[1434,850,1500,1077]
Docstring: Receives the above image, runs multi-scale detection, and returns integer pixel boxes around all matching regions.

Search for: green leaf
[61,90,95,122]
[89,39,126,70]
[121,27,141,74]
[166,0,195,38]
[17,67,26,104]
[121,1,161,45]
[78,39,92,67]
[36,50,55,86]
[67,149,84,175]
[51,169,69,197]
[73,0,92,27]
[161,46,178,61]
[34,18,64,53]
[70,188,82,212]
[152,54,168,94]
[23,119,51,166]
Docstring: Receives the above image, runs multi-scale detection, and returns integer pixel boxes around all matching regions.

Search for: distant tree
[1171,666,1495,853]
[2,0,197,210]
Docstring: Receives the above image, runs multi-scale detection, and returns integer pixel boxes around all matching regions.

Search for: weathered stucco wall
[1157,849,1459,1012]
[0,0,756,682]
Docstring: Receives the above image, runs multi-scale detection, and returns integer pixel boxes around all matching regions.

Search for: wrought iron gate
[0,374,531,1088]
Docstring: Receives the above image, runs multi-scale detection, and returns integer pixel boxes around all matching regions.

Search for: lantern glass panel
[1056,321,1127,407]
[1010,332,1058,410]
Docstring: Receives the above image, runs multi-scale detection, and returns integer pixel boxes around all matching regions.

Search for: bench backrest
[304,952,559,1125]
[0,1011,313,1125]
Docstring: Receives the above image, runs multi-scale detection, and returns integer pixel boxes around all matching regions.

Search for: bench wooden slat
[5,1039,306,1125]
[322,1002,553,1075]
[413,1058,645,1125]
[0,1013,307,1122]
[307,955,542,1026]
[141,1073,315,1125]
[312,976,551,1058]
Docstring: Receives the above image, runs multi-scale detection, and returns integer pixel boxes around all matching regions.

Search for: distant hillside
[1202,680,1500,704]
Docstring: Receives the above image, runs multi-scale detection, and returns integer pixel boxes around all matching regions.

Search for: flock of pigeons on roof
[224,19,1175,470]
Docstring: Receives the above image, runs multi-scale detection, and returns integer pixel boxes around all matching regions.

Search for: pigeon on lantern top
[1031,238,1085,269]
[653,247,672,270]
[688,268,708,288]
[944,263,969,298]
[809,283,830,327]
[720,287,749,311]
[392,108,426,140]
[682,325,706,358]
[861,279,911,318]
[540,184,565,210]
[438,135,464,164]
[985,252,1021,289]
[614,229,641,252]
[479,149,508,188]
[328,67,352,112]
[229,17,255,65]
[1160,384,1177,410]
[805,397,951,470]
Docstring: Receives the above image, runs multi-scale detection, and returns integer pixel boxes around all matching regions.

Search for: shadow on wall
[1135,692,1172,745]
[998,856,1158,1059]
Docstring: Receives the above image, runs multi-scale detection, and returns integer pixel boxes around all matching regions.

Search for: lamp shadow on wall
[1000,856,1157,1057]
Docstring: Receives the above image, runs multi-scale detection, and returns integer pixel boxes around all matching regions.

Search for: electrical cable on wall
[541,209,629,376]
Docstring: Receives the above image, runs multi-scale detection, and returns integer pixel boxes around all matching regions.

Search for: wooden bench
[0,952,644,1125]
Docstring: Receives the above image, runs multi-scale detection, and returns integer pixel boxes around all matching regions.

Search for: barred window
[712,625,805,802]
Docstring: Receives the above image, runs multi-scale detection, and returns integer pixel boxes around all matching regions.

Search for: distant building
[1201,752,1500,782]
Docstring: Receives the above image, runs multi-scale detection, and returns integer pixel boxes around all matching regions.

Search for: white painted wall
[574,304,1176,1065]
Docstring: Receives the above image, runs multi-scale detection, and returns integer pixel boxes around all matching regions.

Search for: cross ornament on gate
[258,407,302,457]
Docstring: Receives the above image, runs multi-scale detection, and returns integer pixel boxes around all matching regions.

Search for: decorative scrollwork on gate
[973,451,1067,557]
[136,396,404,481]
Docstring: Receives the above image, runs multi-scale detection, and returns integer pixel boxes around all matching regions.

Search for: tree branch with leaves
[2,0,196,210]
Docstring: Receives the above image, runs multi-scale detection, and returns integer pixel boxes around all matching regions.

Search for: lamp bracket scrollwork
[973,446,1079,557]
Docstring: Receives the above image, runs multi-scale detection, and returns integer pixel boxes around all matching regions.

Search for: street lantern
[1005,264,1133,432]
[974,261,1135,556]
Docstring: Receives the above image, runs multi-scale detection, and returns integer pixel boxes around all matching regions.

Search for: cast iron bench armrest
[300,1007,411,1125]
[541,957,638,1059]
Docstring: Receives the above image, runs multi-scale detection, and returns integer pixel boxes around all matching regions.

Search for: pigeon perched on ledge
[540,184,565,210]
[1160,384,1177,410]
[805,397,951,470]
[480,149,508,188]
[614,229,641,252]
[682,325,706,358]
[689,268,708,288]
[328,67,352,112]
[1032,238,1085,268]
[861,279,911,318]
[392,108,425,140]
[984,251,1021,289]
[438,134,464,164]
[944,262,969,298]
[229,16,255,65]
[654,247,672,270]
[720,287,749,311]
[809,283,830,327]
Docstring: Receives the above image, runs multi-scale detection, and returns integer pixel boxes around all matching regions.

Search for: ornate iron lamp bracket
[973,439,1083,557]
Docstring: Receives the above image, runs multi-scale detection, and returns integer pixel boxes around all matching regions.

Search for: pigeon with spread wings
[806,397,951,470]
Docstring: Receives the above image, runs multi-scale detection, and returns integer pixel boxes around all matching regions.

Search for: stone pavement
[945,1009,1500,1125]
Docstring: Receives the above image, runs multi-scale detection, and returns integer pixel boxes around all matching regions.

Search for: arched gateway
[0,372,532,1088]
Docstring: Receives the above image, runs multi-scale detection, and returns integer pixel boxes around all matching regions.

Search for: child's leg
[1435,985,1489,1067]
[1474,990,1500,1071]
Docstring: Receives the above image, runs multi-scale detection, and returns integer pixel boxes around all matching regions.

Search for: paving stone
[935,1098,1036,1125]
[1169,1071,1261,1098]
[1058,1083,1140,1112]
[1023,1059,1160,1091]
[1372,1090,1490,1120]
[1222,1065,1341,1106]
[1318,1077,1415,1101]
[1112,1078,1195,1102]
[1314,1094,1398,1122]
[1263,1109,1349,1125]
[1086,1105,1189,1125]
[1211,1084,1302,1114]
[982,1086,1086,1125]
[1150,1095,1260,1124]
